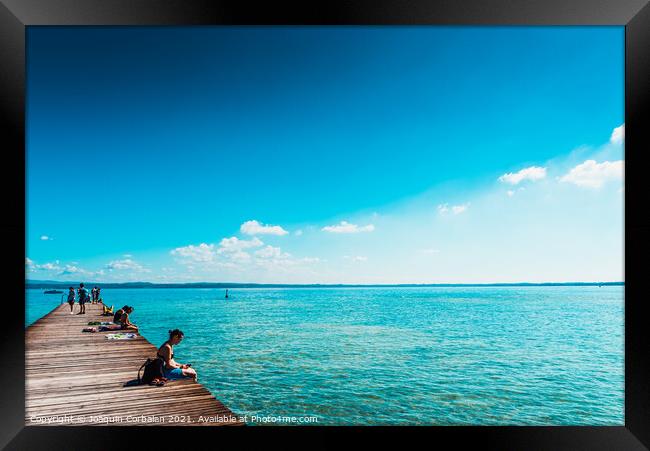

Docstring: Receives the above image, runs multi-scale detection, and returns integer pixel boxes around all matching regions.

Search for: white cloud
[559,159,624,188]
[255,245,291,260]
[123,254,133,258]
[58,265,93,276]
[106,258,147,271]
[171,237,270,272]
[28,259,98,277]
[251,245,310,270]
[252,245,308,270]
[343,255,368,262]
[169,237,320,277]
[229,251,253,263]
[240,220,288,236]
[610,124,625,144]
[438,203,469,215]
[35,261,62,271]
[171,243,216,262]
[452,203,470,215]
[217,236,264,253]
[215,261,242,270]
[420,248,440,254]
[507,187,527,197]
[322,221,375,233]
[59,265,79,274]
[213,237,265,266]
[294,229,303,236]
[40,235,52,241]
[498,166,547,185]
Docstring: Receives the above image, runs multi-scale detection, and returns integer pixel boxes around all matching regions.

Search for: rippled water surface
[26,286,624,425]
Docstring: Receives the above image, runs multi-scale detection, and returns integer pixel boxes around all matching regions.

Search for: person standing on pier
[91,286,97,304]
[77,283,88,314]
[67,287,75,314]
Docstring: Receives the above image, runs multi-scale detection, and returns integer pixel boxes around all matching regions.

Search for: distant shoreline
[25,280,624,289]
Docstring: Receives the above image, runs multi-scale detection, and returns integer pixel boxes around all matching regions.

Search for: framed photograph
[2,0,649,448]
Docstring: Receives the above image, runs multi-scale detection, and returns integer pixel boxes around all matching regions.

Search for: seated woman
[113,305,138,331]
[113,305,127,324]
[118,306,138,331]
[157,329,198,381]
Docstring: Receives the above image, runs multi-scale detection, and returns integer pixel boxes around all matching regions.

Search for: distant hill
[25,279,625,289]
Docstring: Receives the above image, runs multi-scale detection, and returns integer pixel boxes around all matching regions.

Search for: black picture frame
[2,0,649,449]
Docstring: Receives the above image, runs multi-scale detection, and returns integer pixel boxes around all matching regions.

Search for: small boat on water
[44,289,63,294]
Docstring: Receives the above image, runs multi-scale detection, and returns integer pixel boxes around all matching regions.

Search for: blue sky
[26,26,624,283]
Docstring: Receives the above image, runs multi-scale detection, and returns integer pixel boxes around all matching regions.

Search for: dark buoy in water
[225,289,229,299]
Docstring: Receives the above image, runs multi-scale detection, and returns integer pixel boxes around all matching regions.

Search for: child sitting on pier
[157,329,198,381]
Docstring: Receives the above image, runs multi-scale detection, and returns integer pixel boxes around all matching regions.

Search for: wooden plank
[25,303,244,426]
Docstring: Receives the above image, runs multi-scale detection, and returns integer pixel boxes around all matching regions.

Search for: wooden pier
[25,303,244,426]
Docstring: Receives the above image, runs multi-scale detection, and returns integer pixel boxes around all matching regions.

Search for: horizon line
[26,279,625,287]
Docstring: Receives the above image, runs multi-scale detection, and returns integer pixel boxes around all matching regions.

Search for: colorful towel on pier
[105,333,138,340]
[82,327,97,333]
[99,324,122,331]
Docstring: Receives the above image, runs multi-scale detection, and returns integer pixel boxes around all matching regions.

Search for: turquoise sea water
[26,286,624,425]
